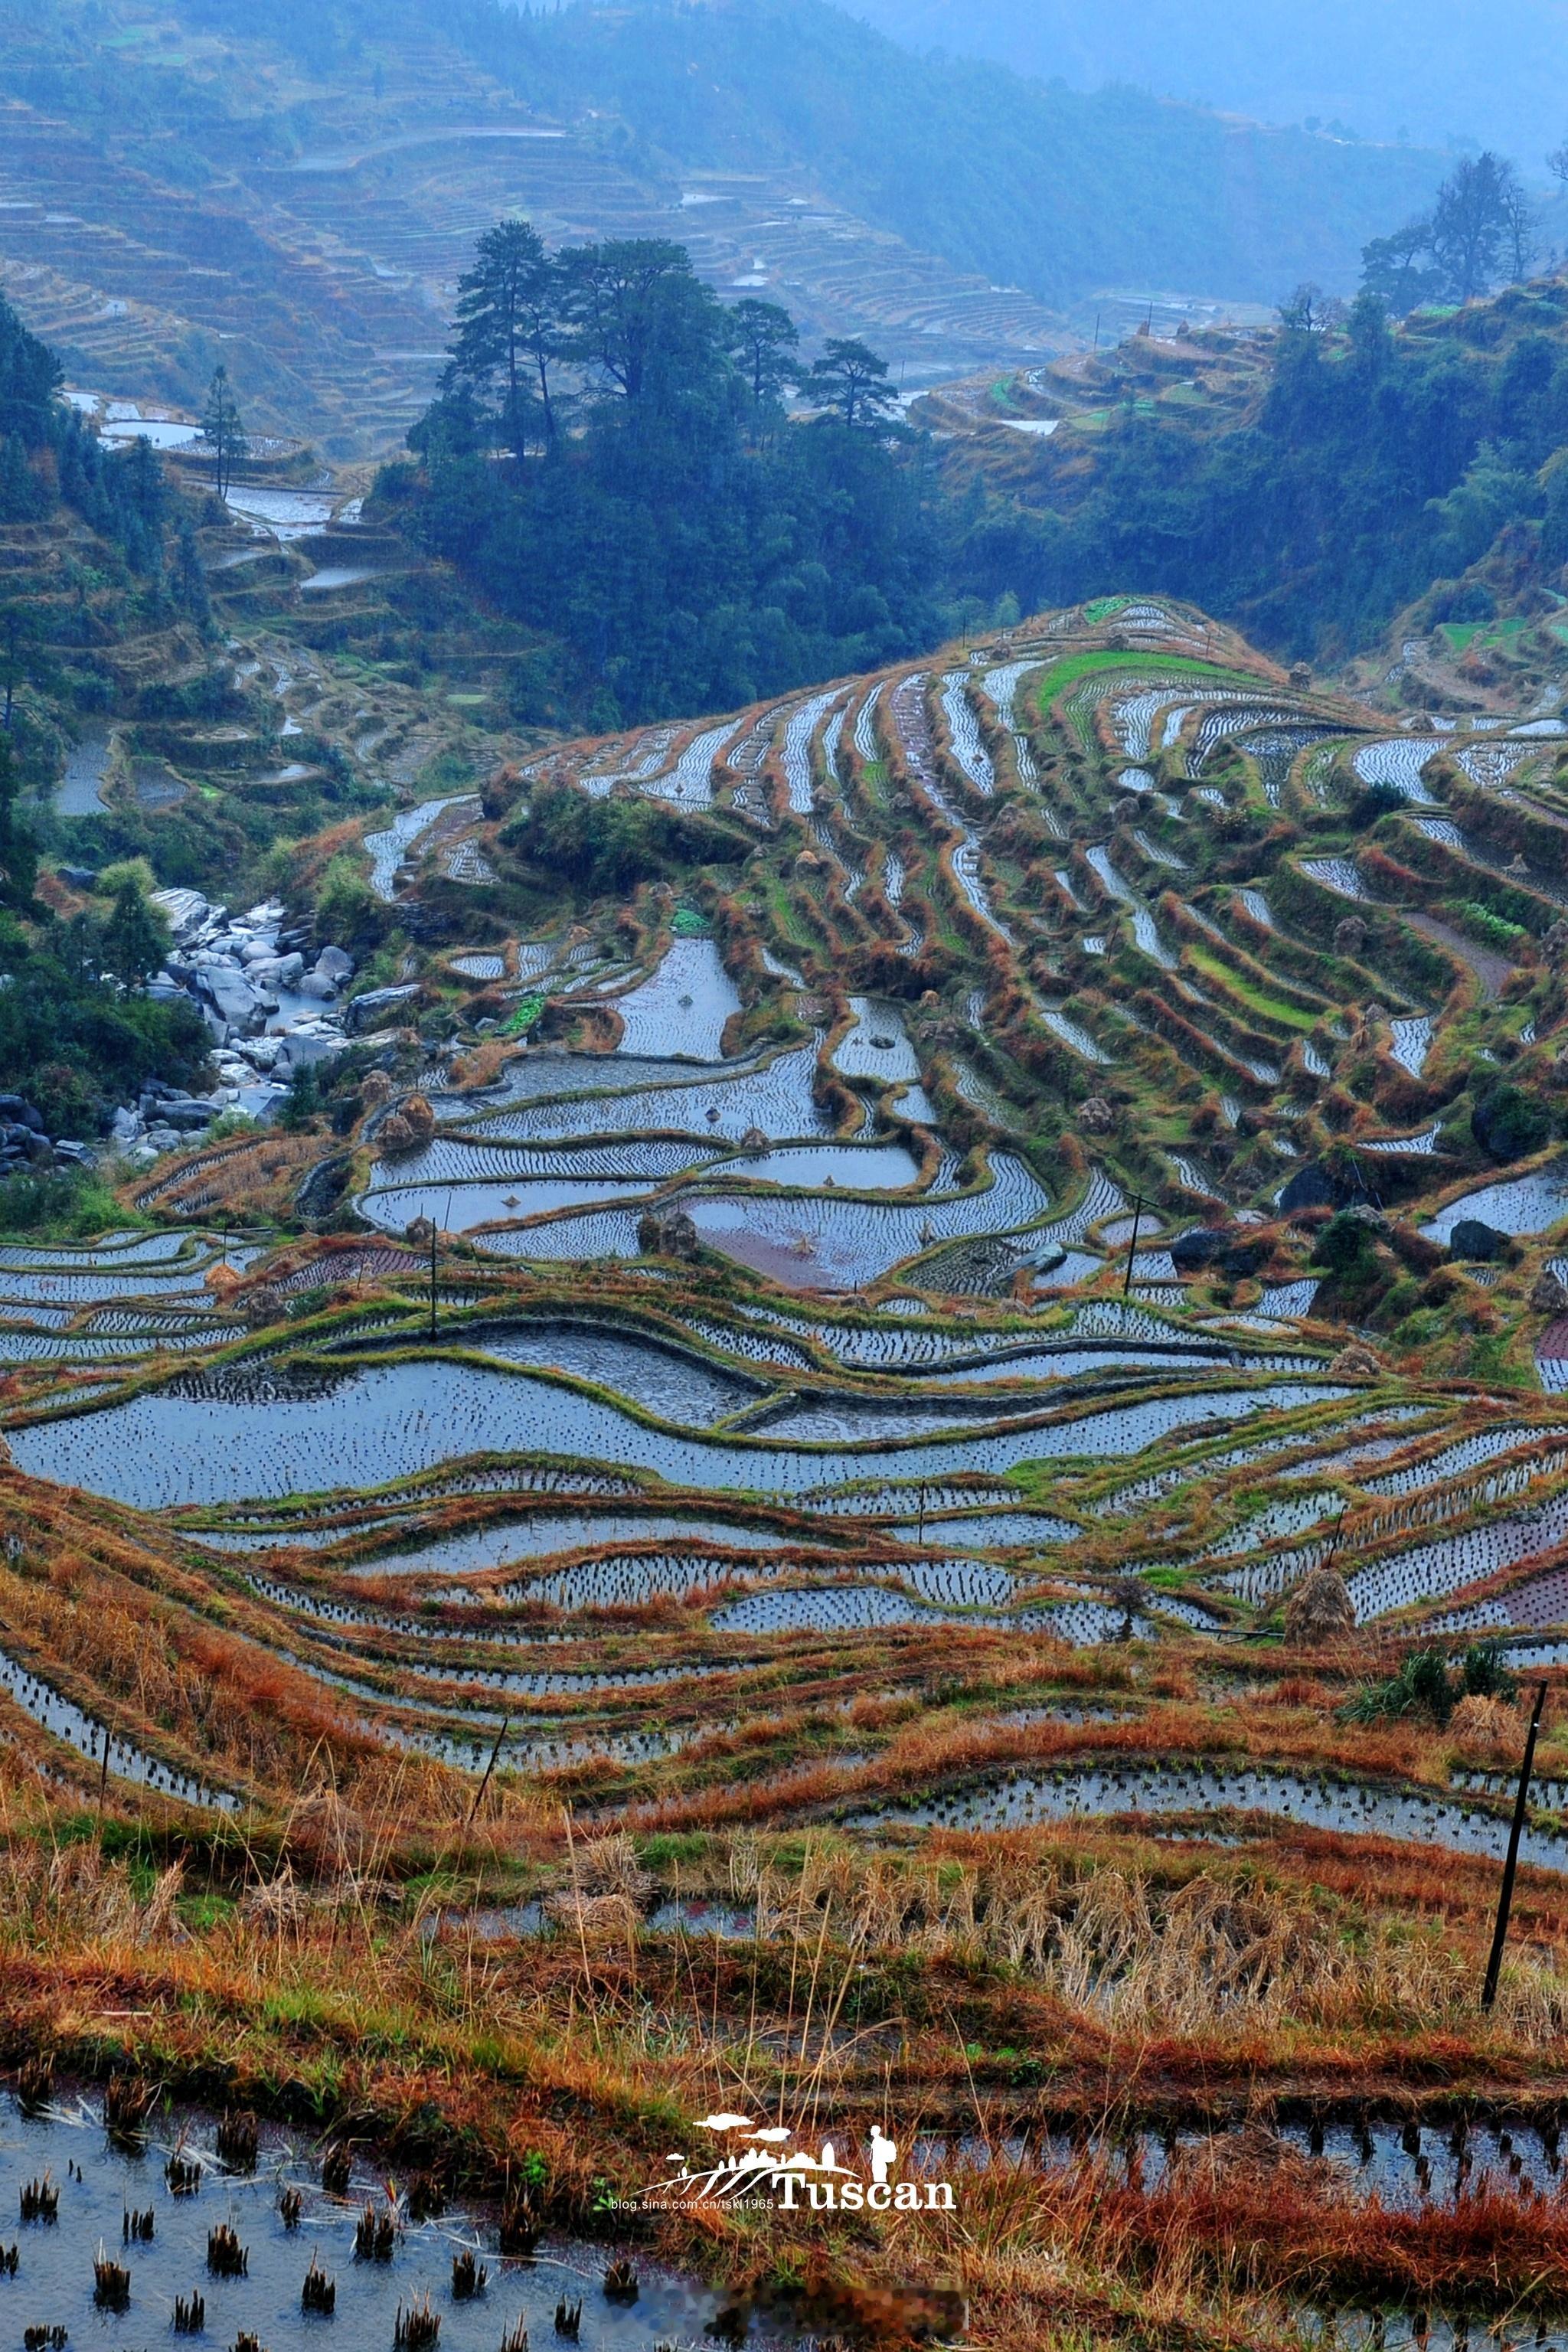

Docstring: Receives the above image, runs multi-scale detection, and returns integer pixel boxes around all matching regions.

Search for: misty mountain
[849,0,1568,171]
[471,0,1449,305]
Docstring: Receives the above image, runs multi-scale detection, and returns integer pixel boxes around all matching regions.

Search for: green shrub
[1472,1080,1550,1163]
[1449,900,1527,949]
[1341,1648,1455,1726]
[1459,1644,1516,1701]
[503,992,546,1037]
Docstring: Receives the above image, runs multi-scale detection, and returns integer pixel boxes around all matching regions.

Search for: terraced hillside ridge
[13,597,1568,2342]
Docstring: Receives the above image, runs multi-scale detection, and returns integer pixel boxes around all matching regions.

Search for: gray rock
[159,1098,219,1132]
[1170,1223,1269,1279]
[1279,1162,1343,1214]
[296,971,339,1001]
[150,887,211,945]
[276,1031,350,1073]
[316,946,354,981]
[198,965,264,1034]
[1449,1218,1508,1263]
[346,982,420,1034]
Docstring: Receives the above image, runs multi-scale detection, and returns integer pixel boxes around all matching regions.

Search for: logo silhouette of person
[868,2125,898,2186]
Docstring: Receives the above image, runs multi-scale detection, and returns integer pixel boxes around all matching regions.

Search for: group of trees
[432,220,898,461]
[393,224,949,723]
[1361,149,1544,314]
[0,737,206,1137]
[0,294,212,613]
[0,295,223,1136]
[1001,284,1568,659]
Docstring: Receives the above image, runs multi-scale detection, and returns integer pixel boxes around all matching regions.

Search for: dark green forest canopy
[397,227,1568,697]
[956,283,1568,662]
[0,296,215,1126]
[390,237,968,724]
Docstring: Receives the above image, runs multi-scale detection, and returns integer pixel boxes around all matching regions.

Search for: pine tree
[201,364,249,498]
[445,219,564,458]
[723,299,799,408]
[0,737,38,913]
[1429,154,1512,303]
[802,339,899,430]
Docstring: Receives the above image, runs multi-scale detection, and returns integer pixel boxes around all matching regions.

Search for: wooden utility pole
[465,1717,510,1831]
[1122,1192,1148,1298]
[1481,1681,1548,2010]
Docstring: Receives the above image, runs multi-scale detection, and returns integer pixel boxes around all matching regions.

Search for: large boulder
[197,965,264,1036]
[150,887,211,946]
[158,1097,218,1132]
[638,1207,700,1260]
[347,983,420,1035]
[1279,1161,1341,1214]
[1170,1223,1269,1279]
[276,1029,349,1075]
[1531,1269,1568,1315]
[1449,1217,1508,1263]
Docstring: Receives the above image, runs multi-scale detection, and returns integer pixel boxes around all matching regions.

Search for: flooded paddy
[831,996,923,1086]
[0,2093,777,2352]
[0,1646,237,1811]
[449,1043,832,1143]
[364,796,480,903]
[610,938,743,1060]
[293,1514,789,1589]
[6,1358,1350,1510]
[1424,1168,1568,1244]
[56,727,115,815]
[846,1761,1568,1873]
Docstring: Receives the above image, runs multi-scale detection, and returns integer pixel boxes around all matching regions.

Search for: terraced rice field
[15,601,1568,2350]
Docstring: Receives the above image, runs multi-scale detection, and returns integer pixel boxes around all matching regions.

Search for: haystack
[1284,1566,1356,1644]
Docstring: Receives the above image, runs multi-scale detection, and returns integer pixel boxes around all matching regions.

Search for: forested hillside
[926,279,1568,670]
[0,295,213,1131]
[390,231,970,720]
